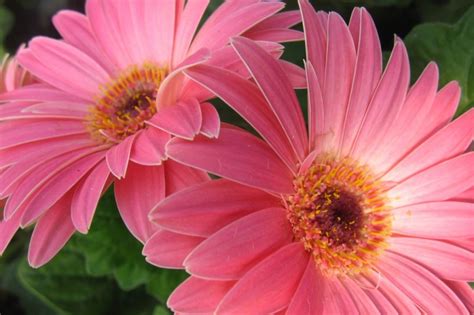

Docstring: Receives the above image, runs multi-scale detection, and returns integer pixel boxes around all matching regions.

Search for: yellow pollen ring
[85,63,168,143]
[285,154,392,278]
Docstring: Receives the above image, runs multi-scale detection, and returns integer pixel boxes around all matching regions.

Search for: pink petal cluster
[144,1,474,313]
[0,0,302,267]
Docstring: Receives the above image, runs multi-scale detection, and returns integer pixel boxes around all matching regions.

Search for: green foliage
[4,189,188,314]
[0,4,13,56]
[404,6,474,116]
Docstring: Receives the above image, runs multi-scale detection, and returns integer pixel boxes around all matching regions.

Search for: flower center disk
[86,63,167,143]
[286,155,392,277]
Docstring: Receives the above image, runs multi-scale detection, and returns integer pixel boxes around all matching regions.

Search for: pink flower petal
[299,0,327,87]
[358,270,419,314]
[4,146,104,220]
[305,61,325,153]
[20,152,105,227]
[340,8,382,156]
[244,29,304,43]
[0,83,85,103]
[232,36,308,160]
[114,162,165,243]
[85,0,135,68]
[130,128,169,166]
[184,207,293,280]
[377,251,469,314]
[184,64,298,172]
[70,160,110,233]
[148,98,202,140]
[143,229,204,269]
[27,193,75,268]
[445,281,474,313]
[216,242,308,314]
[278,60,306,89]
[389,237,474,281]
[105,134,135,179]
[151,179,280,237]
[248,10,302,31]
[166,126,294,194]
[370,63,439,170]
[146,0,176,64]
[172,0,209,66]
[20,37,109,99]
[0,138,94,196]
[0,119,87,150]
[384,108,474,182]
[287,259,321,314]
[190,2,284,54]
[389,152,474,207]
[52,10,115,74]
[199,102,220,138]
[392,201,474,239]
[321,13,357,152]
[0,206,23,255]
[340,277,380,314]
[168,277,235,314]
[424,81,460,137]
[163,160,209,196]
[352,38,410,163]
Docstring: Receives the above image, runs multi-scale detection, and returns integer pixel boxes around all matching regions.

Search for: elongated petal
[321,13,356,152]
[377,251,469,314]
[130,128,169,166]
[172,0,209,66]
[384,108,474,182]
[152,179,280,237]
[184,64,298,171]
[359,270,420,314]
[143,229,204,269]
[20,37,108,99]
[352,38,409,162]
[216,242,308,314]
[52,10,115,74]
[389,237,474,281]
[199,102,220,138]
[305,61,325,152]
[299,0,327,86]
[0,207,23,255]
[148,99,202,140]
[163,160,209,196]
[28,193,75,268]
[185,207,293,280]
[21,152,105,226]
[105,134,135,179]
[392,201,474,239]
[190,2,284,54]
[167,126,293,194]
[71,160,110,233]
[0,119,86,150]
[115,162,164,243]
[389,153,474,207]
[168,277,235,314]
[232,36,307,160]
[340,8,382,155]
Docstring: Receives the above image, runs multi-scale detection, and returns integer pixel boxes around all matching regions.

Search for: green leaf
[404,6,474,116]
[18,248,117,315]
[146,269,188,304]
[71,190,155,291]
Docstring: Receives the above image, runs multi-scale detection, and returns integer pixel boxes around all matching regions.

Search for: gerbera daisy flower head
[0,0,303,268]
[146,1,474,313]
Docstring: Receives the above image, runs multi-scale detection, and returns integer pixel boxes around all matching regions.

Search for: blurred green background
[0,0,473,314]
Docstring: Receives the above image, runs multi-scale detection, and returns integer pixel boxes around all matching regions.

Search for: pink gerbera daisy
[0,0,303,267]
[145,1,474,313]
